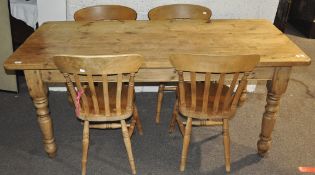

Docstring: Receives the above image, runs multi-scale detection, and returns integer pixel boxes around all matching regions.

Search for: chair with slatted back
[148,4,212,124]
[53,54,144,175]
[169,54,260,172]
[74,5,137,21]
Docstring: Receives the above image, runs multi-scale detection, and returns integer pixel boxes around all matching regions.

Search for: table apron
[40,67,275,83]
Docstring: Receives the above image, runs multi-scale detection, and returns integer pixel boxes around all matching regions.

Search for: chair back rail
[148,4,212,20]
[53,54,143,119]
[74,5,137,21]
[170,54,260,118]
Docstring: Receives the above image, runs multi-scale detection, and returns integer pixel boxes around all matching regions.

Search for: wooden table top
[4,19,311,70]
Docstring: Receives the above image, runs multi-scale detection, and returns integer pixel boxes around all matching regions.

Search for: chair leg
[169,100,178,133]
[133,104,143,135]
[121,120,136,175]
[82,120,89,175]
[223,119,231,173]
[176,117,186,137]
[128,118,136,138]
[180,117,192,171]
[155,84,165,124]
[238,81,248,106]
[169,100,185,136]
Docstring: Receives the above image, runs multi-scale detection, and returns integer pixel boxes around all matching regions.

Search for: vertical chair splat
[127,73,135,111]
[116,74,123,115]
[73,74,89,114]
[190,72,197,112]
[231,73,250,109]
[64,73,78,107]
[223,73,240,111]
[213,73,225,113]
[178,71,186,108]
[202,72,211,114]
[102,74,111,116]
[87,74,99,114]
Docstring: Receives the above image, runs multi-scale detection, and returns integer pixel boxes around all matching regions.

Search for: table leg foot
[47,149,57,158]
[257,135,271,157]
[34,97,57,158]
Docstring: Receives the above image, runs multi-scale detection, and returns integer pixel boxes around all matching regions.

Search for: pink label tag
[75,89,84,117]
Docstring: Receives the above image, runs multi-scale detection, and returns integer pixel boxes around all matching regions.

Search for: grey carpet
[0,26,314,175]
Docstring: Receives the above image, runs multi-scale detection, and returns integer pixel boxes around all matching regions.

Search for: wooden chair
[148,4,212,20]
[53,54,144,175]
[169,54,260,172]
[74,5,137,21]
[148,4,212,124]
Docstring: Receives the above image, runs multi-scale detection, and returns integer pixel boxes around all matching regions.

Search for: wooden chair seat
[179,82,233,119]
[78,83,132,121]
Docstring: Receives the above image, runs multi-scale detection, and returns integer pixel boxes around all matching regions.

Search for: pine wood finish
[148,4,212,20]
[3,20,311,159]
[257,67,291,156]
[24,70,57,158]
[74,5,137,21]
[4,20,310,70]
[169,54,260,172]
[53,54,143,175]
[149,4,212,124]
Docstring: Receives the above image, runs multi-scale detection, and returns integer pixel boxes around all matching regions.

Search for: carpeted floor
[0,26,314,175]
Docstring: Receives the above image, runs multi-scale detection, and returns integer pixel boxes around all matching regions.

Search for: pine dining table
[3,19,311,158]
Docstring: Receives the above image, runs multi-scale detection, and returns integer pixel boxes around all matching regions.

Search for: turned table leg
[257,67,291,156]
[24,70,57,158]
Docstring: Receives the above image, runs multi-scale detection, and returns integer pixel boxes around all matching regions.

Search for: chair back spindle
[73,74,90,114]
[190,72,197,111]
[201,72,211,113]
[178,71,186,108]
[102,74,110,116]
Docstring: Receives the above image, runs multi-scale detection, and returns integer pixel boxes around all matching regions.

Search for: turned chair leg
[155,84,165,124]
[82,120,89,175]
[121,120,136,174]
[133,104,143,135]
[169,100,185,136]
[128,118,136,138]
[180,117,192,171]
[169,100,178,133]
[128,104,143,137]
[176,116,186,137]
[223,119,231,173]
[238,81,248,106]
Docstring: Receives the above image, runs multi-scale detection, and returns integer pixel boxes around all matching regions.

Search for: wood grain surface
[4,20,311,70]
